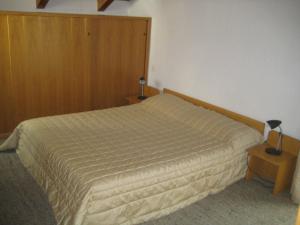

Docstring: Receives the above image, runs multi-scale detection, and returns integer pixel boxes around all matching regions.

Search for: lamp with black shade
[265,120,283,156]
[138,76,147,100]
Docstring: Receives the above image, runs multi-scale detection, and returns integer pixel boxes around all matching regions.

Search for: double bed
[0,89,264,225]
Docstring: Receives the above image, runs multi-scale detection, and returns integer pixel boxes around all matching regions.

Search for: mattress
[0,94,263,225]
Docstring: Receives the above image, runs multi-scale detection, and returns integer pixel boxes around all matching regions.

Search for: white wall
[0,0,129,15]
[128,0,300,139]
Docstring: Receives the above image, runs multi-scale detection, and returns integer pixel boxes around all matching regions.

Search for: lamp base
[138,96,148,100]
[265,147,282,156]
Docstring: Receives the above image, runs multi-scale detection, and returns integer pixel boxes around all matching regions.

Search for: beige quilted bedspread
[0,94,263,225]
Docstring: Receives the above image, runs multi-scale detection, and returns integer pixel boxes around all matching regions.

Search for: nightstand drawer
[248,157,277,182]
[125,96,142,105]
[246,143,297,195]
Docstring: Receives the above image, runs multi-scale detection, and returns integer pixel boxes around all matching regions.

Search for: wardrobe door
[0,13,151,135]
[88,17,149,109]
[8,15,91,126]
[0,15,14,135]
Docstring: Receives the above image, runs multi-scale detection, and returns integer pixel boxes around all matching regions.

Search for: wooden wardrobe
[0,12,151,137]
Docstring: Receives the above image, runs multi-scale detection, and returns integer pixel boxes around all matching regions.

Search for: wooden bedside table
[125,86,160,105]
[246,142,297,195]
[125,96,143,105]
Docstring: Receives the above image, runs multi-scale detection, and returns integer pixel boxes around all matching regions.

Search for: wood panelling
[88,17,149,109]
[296,208,300,225]
[0,15,14,133]
[0,12,151,135]
[8,16,91,124]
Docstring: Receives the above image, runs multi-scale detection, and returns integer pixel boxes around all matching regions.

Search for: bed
[0,90,264,225]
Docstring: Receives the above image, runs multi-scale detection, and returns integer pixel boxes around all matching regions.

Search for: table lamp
[265,120,283,156]
[138,77,147,100]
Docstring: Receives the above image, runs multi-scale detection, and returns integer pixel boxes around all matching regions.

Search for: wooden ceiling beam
[36,0,120,11]
[36,0,50,9]
[98,0,114,11]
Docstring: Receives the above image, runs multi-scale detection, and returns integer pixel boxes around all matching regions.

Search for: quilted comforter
[0,94,263,225]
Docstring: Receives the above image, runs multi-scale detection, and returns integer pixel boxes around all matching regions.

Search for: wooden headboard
[144,86,160,97]
[163,88,265,134]
[268,130,300,156]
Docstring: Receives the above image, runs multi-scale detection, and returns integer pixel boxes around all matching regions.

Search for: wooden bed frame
[296,207,300,225]
[268,130,300,156]
[163,89,299,155]
[163,88,265,134]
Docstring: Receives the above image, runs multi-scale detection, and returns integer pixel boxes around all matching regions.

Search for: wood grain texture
[0,132,10,139]
[0,15,14,133]
[296,208,300,225]
[143,18,152,80]
[8,15,91,124]
[125,96,142,105]
[163,88,265,134]
[125,86,160,105]
[248,143,296,166]
[98,0,114,11]
[246,156,277,182]
[268,130,300,156]
[88,17,149,109]
[0,11,150,21]
[144,85,160,97]
[246,133,299,194]
[36,0,49,9]
[0,12,151,135]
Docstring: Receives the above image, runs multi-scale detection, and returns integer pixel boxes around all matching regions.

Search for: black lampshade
[266,120,282,129]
